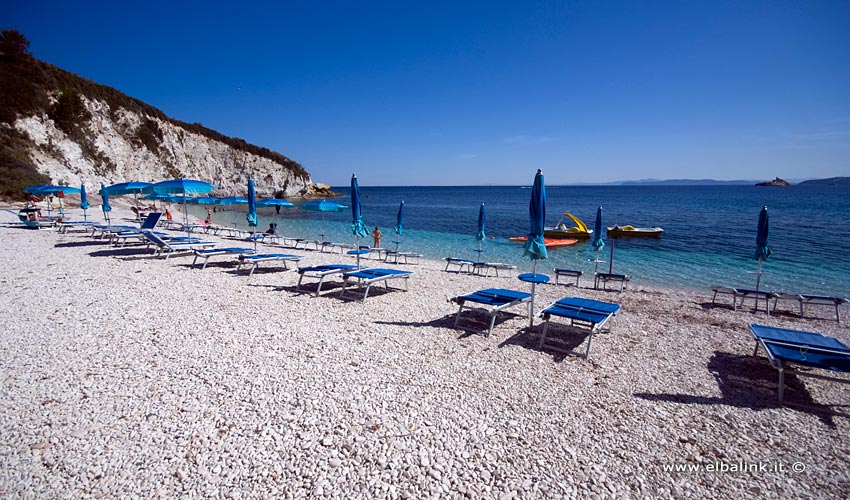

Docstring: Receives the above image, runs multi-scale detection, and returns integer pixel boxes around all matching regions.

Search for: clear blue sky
[7,0,850,186]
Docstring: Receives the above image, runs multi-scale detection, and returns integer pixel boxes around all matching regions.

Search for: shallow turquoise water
[187,184,850,297]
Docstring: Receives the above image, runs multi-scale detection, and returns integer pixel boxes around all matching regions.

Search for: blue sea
[189,185,850,297]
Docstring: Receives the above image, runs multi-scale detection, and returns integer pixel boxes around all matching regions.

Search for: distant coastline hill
[797,177,850,186]
[611,179,756,186]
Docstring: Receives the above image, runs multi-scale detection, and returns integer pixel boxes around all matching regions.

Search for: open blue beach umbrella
[146,178,217,234]
[754,206,771,290]
[217,196,249,205]
[99,183,112,223]
[193,197,219,205]
[103,181,153,223]
[393,200,405,252]
[591,206,604,273]
[301,199,347,241]
[257,198,295,208]
[475,203,486,263]
[350,174,369,268]
[80,184,90,221]
[522,169,548,327]
[25,185,80,216]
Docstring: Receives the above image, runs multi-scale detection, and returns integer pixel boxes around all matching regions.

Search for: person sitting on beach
[266,223,278,235]
[371,226,382,248]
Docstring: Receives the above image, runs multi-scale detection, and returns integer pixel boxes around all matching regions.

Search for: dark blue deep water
[195,184,850,297]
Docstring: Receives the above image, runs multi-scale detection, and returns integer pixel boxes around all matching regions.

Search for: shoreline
[1,206,849,498]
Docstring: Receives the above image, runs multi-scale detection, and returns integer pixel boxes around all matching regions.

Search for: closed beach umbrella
[146,178,217,235]
[394,200,405,252]
[591,206,604,274]
[103,182,153,223]
[523,169,548,265]
[301,199,347,241]
[80,184,90,221]
[247,178,259,250]
[475,203,486,263]
[350,174,369,268]
[755,206,771,290]
[522,169,548,327]
[99,183,112,223]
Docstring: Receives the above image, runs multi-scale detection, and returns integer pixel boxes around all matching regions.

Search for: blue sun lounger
[141,230,217,259]
[236,253,303,276]
[192,247,256,269]
[339,268,413,302]
[749,324,850,404]
[537,297,621,359]
[295,264,358,296]
[450,288,533,337]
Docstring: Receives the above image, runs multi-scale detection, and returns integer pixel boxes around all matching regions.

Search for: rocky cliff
[1,29,333,200]
[12,99,318,198]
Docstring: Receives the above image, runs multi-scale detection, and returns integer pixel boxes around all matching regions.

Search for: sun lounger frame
[339,268,413,302]
[142,230,217,259]
[537,297,621,359]
[749,324,850,404]
[594,272,630,291]
[191,248,256,269]
[444,257,474,273]
[236,253,303,276]
[296,264,359,296]
[450,288,533,337]
[772,293,847,323]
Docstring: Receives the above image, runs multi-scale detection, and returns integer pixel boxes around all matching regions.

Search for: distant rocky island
[755,177,791,187]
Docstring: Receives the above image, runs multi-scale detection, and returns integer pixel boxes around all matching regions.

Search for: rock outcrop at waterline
[755,177,790,187]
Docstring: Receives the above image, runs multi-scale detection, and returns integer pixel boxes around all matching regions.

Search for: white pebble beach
[1,205,848,499]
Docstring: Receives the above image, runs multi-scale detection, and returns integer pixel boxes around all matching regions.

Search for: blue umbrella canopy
[80,184,90,209]
[592,207,604,250]
[301,200,347,212]
[216,196,249,205]
[247,178,258,228]
[476,204,486,241]
[24,185,81,195]
[193,197,220,205]
[523,169,548,262]
[350,174,368,237]
[146,178,217,195]
[102,182,153,196]
[755,206,770,261]
[754,206,771,290]
[395,200,405,236]
[99,183,112,222]
[257,198,295,208]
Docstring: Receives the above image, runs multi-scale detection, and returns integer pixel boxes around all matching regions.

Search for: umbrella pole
[608,239,615,274]
[529,260,538,327]
[477,240,482,263]
[356,235,361,269]
[594,249,600,274]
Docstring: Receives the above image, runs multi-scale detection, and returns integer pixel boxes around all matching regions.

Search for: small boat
[509,236,579,247]
[543,212,592,239]
[607,225,663,238]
